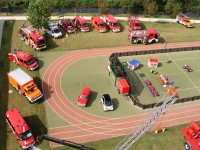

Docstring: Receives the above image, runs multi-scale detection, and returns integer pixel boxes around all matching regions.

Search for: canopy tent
[127,59,140,70]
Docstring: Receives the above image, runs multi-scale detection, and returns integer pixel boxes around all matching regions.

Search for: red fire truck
[72,16,90,32]
[6,108,35,149]
[8,49,39,71]
[128,29,160,44]
[182,121,200,150]
[129,16,142,30]
[19,25,46,50]
[102,14,120,32]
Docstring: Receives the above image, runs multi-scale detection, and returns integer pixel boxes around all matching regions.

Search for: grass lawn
[119,51,200,104]
[1,19,200,150]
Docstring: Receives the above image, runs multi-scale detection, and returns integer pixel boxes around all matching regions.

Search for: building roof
[8,68,33,86]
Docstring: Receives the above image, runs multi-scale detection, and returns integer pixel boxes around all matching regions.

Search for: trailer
[117,78,130,95]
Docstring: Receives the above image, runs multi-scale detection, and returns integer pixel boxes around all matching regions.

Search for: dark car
[100,94,114,111]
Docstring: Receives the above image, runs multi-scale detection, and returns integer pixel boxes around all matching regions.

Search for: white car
[45,22,62,38]
[100,94,114,111]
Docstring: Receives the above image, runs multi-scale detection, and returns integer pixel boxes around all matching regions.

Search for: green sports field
[119,50,200,104]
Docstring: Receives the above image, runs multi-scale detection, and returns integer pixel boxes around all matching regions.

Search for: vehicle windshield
[81,23,88,28]
[134,23,141,27]
[99,24,105,28]
[19,130,32,140]
[113,23,119,27]
[80,95,87,99]
[27,86,38,94]
[53,29,60,33]
[36,39,45,45]
[25,57,36,66]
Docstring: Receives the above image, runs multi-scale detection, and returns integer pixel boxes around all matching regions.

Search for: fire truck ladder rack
[114,93,177,150]
[37,134,92,150]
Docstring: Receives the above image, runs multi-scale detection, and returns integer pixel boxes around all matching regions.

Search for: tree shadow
[87,91,97,107]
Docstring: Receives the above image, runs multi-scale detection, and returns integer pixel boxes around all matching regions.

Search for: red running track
[42,41,200,147]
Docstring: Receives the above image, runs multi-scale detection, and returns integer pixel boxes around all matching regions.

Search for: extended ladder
[114,94,177,150]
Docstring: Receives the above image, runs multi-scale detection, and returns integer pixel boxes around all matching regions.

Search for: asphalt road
[0,20,4,47]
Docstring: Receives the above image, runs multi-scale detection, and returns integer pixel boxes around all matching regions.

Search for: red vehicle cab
[57,19,75,33]
[72,16,90,32]
[6,108,35,149]
[91,16,107,32]
[8,49,39,71]
[102,14,120,32]
[117,79,130,95]
[129,16,142,30]
[77,87,91,106]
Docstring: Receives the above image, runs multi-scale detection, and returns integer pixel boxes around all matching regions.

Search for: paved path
[42,41,200,147]
[0,20,4,47]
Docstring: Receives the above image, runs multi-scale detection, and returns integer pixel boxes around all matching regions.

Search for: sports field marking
[167,54,200,93]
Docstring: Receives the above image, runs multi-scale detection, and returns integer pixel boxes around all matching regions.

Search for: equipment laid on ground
[8,68,43,103]
[114,93,177,150]
[182,121,200,150]
[57,16,76,33]
[102,14,120,32]
[166,60,172,63]
[91,15,107,32]
[148,58,159,68]
[150,69,158,75]
[6,108,35,149]
[176,13,194,28]
[183,64,193,72]
[145,79,159,97]
[19,25,46,50]
[166,87,179,98]
[72,16,90,32]
[8,49,39,71]
[44,21,63,38]
[127,59,140,70]
[128,16,142,30]
[117,78,130,95]
[157,74,169,85]
[128,29,160,44]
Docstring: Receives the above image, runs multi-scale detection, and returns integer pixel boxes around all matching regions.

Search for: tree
[146,1,158,15]
[165,0,183,16]
[98,0,108,14]
[27,0,52,30]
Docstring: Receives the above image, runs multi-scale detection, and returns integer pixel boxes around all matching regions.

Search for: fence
[109,46,200,109]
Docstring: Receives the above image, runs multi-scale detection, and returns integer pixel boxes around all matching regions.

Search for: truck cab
[146,29,160,44]
[8,49,39,71]
[129,16,142,30]
[102,14,120,32]
[72,16,90,32]
[6,108,35,149]
[19,26,46,50]
[91,16,107,32]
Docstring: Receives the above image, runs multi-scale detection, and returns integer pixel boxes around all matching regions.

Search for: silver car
[100,94,114,111]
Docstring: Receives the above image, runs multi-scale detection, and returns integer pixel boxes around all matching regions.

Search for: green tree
[27,0,52,30]
[107,0,120,9]
[165,0,183,16]
[98,0,108,14]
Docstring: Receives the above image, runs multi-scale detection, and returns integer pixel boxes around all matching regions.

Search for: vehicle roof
[81,87,91,96]
[103,14,117,23]
[8,68,33,86]
[146,29,158,34]
[130,29,148,36]
[21,26,44,40]
[63,19,72,24]
[91,16,104,24]
[118,79,129,88]
[15,50,33,61]
[102,94,111,99]
[149,58,158,63]
[6,108,29,134]
[74,16,87,24]
[130,17,140,23]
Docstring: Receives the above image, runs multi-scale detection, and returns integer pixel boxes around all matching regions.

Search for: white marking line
[50,106,200,135]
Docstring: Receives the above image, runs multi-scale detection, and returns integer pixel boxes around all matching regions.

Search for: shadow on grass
[44,35,59,51]
[87,91,97,107]
[37,59,44,70]
[112,98,119,110]
[0,20,14,150]
[119,22,125,32]
[141,23,147,30]
[159,37,166,44]
[24,115,47,138]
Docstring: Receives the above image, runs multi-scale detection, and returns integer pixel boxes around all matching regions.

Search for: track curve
[42,41,200,147]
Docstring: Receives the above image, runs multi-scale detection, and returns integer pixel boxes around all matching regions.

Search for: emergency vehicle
[128,16,142,30]
[176,13,193,28]
[19,26,46,50]
[6,108,35,149]
[8,68,43,103]
[128,29,160,44]
[72,16,90,32]
[57,18,75,33]
[102,14,120,32]
[91,16,107,32]
[8,49,39,71]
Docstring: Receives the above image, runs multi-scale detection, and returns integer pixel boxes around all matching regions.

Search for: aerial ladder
[114,93,177,150]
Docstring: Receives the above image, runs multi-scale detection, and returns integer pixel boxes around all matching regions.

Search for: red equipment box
[117,79,130,95]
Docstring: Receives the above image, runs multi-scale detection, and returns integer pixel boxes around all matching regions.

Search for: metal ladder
[114,94,177,150]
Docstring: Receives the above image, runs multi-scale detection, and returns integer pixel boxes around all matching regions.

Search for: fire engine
[182,121,200,150]
[6,108,35,149]
[128,16,142,30]
[8,49,39,71]
[72,16,90,32]
[91,16,107,32]
[165,87,179,98]
[102,14,120,32]
[128,29,160,44]
[19,25,46,50]
[57,17,75,33]
[176,13,193,28]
